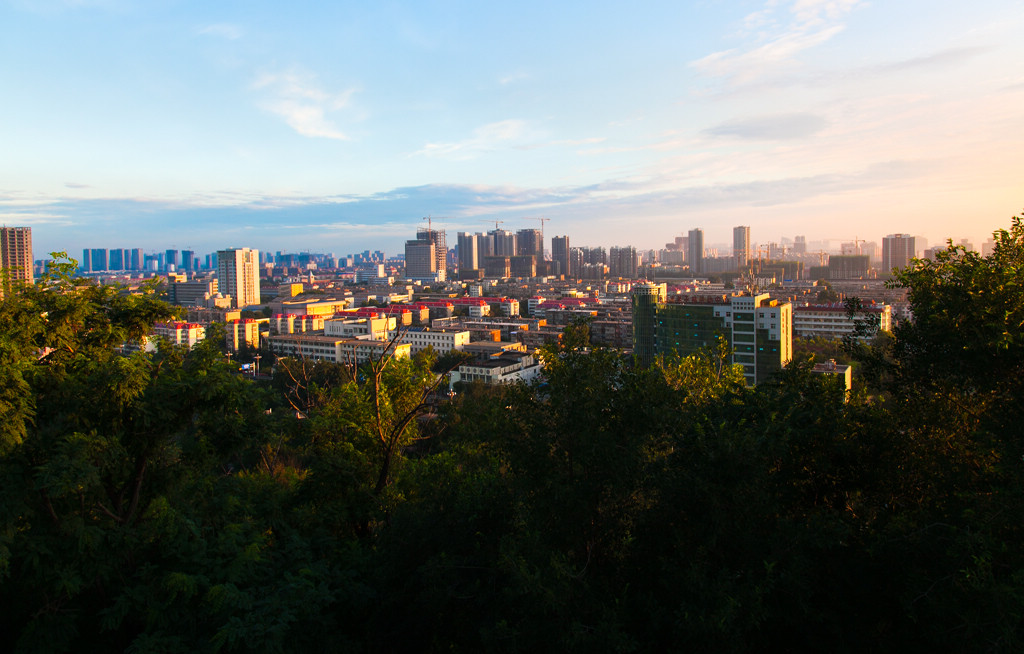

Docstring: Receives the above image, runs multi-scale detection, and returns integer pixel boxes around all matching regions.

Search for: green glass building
[631,284,792,385]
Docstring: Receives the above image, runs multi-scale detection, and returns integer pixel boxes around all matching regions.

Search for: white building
[152,321,207,348]
[395,328,471,355]
[269,334,410,364]
[324,316,396,340]
[793,304,892,341]
[449,351,542,389]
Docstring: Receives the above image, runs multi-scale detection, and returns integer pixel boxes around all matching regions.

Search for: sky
[2,0,1023,259]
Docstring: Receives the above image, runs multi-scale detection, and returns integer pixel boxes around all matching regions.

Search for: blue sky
[3,0,1023,259]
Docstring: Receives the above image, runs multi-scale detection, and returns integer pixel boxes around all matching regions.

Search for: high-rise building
[882,234,917,274]
[609,246,639,279]
[406,228,447,282]
[165,249,179,271]
[509,255,537,278]
[551,236,571,278]
[828,255,870,279]
[631,282,664,366]
[583,246,607,265]
[109,248,124,270]
[482,255,511,278]
[688,228,704,275]
[476,232,493,258]
[0,227,33,297]
[793,235,807,254]
[90,248,109,272]
[457,232,479,272]
[129,248,143,271]
[490,230,517,256]
[733,226,750,266]
[631,284,792,385]
[405,240,437,281]
[419,228,447,278]
[516,229,543,260]
[217,247,261,308]
[182,249,195,272]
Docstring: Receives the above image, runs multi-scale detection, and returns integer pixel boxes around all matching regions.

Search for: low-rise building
[273,313,327,334]
[225,318,261,352]
[396,328,471,355]
[449,350,542,388]
[324,315,395,340]
[152,321,206,348]
[812,358,853,400]
[793,303,892,340]
[269,334,410,364]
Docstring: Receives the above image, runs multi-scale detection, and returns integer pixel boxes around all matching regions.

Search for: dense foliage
[3,217,1024,652]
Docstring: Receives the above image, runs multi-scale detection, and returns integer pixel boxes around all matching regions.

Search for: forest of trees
[2,216,1023,653]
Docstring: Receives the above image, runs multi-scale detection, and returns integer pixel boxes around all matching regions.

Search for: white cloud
[499,71,530,85]
[0,211,74,226]
[411,120,534,160]
[692,0,863,85]
[197,23,243,40]
[252,70,358,140]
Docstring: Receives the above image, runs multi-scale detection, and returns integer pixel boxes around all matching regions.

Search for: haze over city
[3,0,1022,258]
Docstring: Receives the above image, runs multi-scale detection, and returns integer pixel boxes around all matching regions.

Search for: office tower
[0,227,33,297]
[733,226,750,266]
[182,249,195,272]
[609,246,639,279]
[91,248,109,272]
[165,249,179,271]
[631,282,665,366]
[688,228,704,275]
[109,248,124,270]
[631,285,792,385]
[217,247,261,308]
[551,236,571,278]
[457,232,479,272]
[516,229,543,260]
[882,234,917,273]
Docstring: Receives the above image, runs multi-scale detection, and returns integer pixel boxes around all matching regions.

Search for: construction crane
[532,217,550,259]
[824,236,866,255]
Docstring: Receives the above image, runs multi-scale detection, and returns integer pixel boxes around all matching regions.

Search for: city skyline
[3,1,1023,258]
